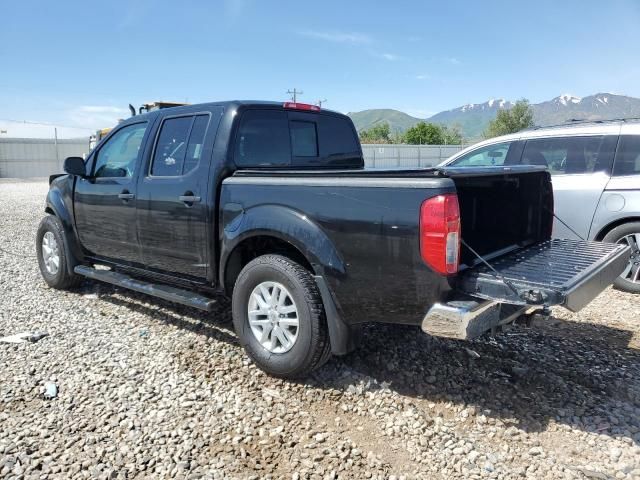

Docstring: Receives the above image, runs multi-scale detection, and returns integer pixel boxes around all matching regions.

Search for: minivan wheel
[603,222,640,294]
[232,254,331,378]
[36,215,82,290]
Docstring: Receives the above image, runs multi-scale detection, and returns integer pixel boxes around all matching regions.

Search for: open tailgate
[458,239,631,312]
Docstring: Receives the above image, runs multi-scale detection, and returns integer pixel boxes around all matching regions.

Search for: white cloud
[416,73,431,80]
[298,30,372,44]
[380,53,400,61]
[66,105,130,130]
[448,57,461,65]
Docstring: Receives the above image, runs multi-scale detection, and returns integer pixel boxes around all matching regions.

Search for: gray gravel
[1,180,639,480]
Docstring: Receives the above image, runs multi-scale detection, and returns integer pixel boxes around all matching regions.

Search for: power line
[316,99,327,108]
[0,118,94,131]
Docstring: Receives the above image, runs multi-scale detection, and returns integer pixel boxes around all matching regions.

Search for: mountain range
[348,93,640,140]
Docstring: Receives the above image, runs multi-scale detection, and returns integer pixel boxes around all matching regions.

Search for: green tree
[359,123,391,143]
[404,122,444,145]
[485,99,534,138]
[441,124,463,145]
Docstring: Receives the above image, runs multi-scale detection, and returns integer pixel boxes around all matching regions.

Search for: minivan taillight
[420,194,461,275]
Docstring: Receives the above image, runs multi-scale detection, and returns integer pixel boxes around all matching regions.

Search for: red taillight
[283,102,321,111]
[420,194,461,275]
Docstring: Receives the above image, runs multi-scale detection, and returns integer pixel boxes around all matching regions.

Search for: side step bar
[74,265,218,311]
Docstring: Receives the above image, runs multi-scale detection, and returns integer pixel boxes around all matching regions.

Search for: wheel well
[224,236,315,294]
[594,217,640,241]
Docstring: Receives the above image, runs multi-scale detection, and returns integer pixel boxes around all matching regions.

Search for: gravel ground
[1,180,639,480]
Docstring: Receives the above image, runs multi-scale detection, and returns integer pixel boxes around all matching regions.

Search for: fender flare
[220,204,355,355]
[46,186,84,271]
[220,203,346,281]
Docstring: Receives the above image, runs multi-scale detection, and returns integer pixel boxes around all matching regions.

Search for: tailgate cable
[460,239,521,297]
[461,239,551,304]
[547,209,586,241]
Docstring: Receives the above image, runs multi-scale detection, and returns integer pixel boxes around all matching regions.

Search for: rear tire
[232,254,331,378]
[36,215,83,290]
[602,222,640,294]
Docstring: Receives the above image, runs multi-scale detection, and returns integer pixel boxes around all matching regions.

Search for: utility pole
[316,99,327,108]
[287,88,303,102]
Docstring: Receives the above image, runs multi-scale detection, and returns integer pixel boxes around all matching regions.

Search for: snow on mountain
[348,93,640,140]
[556,94,582,106]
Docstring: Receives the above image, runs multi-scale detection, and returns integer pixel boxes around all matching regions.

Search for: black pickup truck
[37,101,630,378]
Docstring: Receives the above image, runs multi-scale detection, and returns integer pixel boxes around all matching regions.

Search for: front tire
[36,215,82,290]
[232,254,331,378]
[603,222,640,294]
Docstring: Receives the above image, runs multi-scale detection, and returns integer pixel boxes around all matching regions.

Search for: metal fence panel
[0,138,89,178]
[361,144,464,169]
[0,138,465,178]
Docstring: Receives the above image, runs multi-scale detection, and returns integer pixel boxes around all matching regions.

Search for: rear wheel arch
[594,217,640,241]
[223,234,315,295]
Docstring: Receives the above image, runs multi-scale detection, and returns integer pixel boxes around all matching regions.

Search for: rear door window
[151,114,211,176]
[183,115,210,175]
[521,135,616,175]
[612,135,640,176]
[151,117,192,176]
[234,110,291,167]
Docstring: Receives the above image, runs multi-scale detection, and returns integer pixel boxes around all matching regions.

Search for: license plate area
[458,239,630,311]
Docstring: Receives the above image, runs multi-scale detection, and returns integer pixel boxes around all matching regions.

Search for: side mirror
[63,157,87,177]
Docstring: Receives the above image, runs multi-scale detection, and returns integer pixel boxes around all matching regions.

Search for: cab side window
[613,135,640,176]
[521,136,616,175]
[93,123,147,178]
[449,142,513,167]
[150,114,210,177]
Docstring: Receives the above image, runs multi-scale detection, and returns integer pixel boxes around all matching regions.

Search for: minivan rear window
[613,135,640,176]
[521,135,616,175]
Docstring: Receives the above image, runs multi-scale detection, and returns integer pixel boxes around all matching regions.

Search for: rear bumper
[421,299,526,340]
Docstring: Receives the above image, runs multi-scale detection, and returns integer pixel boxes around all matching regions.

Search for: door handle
[179,194,201,204]
[118,191,135,200]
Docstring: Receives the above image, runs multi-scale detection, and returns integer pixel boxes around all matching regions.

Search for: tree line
[358,99,534,144]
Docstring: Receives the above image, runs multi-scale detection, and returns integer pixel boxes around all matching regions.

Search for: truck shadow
[87,283,639,445]
[312,319,640,445]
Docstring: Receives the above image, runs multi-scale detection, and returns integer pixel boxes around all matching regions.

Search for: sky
[1,0,640,137]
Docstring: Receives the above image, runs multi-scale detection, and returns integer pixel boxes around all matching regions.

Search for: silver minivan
[440,120,640,293]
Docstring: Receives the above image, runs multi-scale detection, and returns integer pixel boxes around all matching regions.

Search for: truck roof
[128,100,344,123]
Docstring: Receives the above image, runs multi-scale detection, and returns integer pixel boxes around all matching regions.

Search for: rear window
[234,110,291,167]
[613,135,640,176]
[521,135,616,175]
[318,115,361,166]
[234,109,362,168]
[290,121,318,157]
